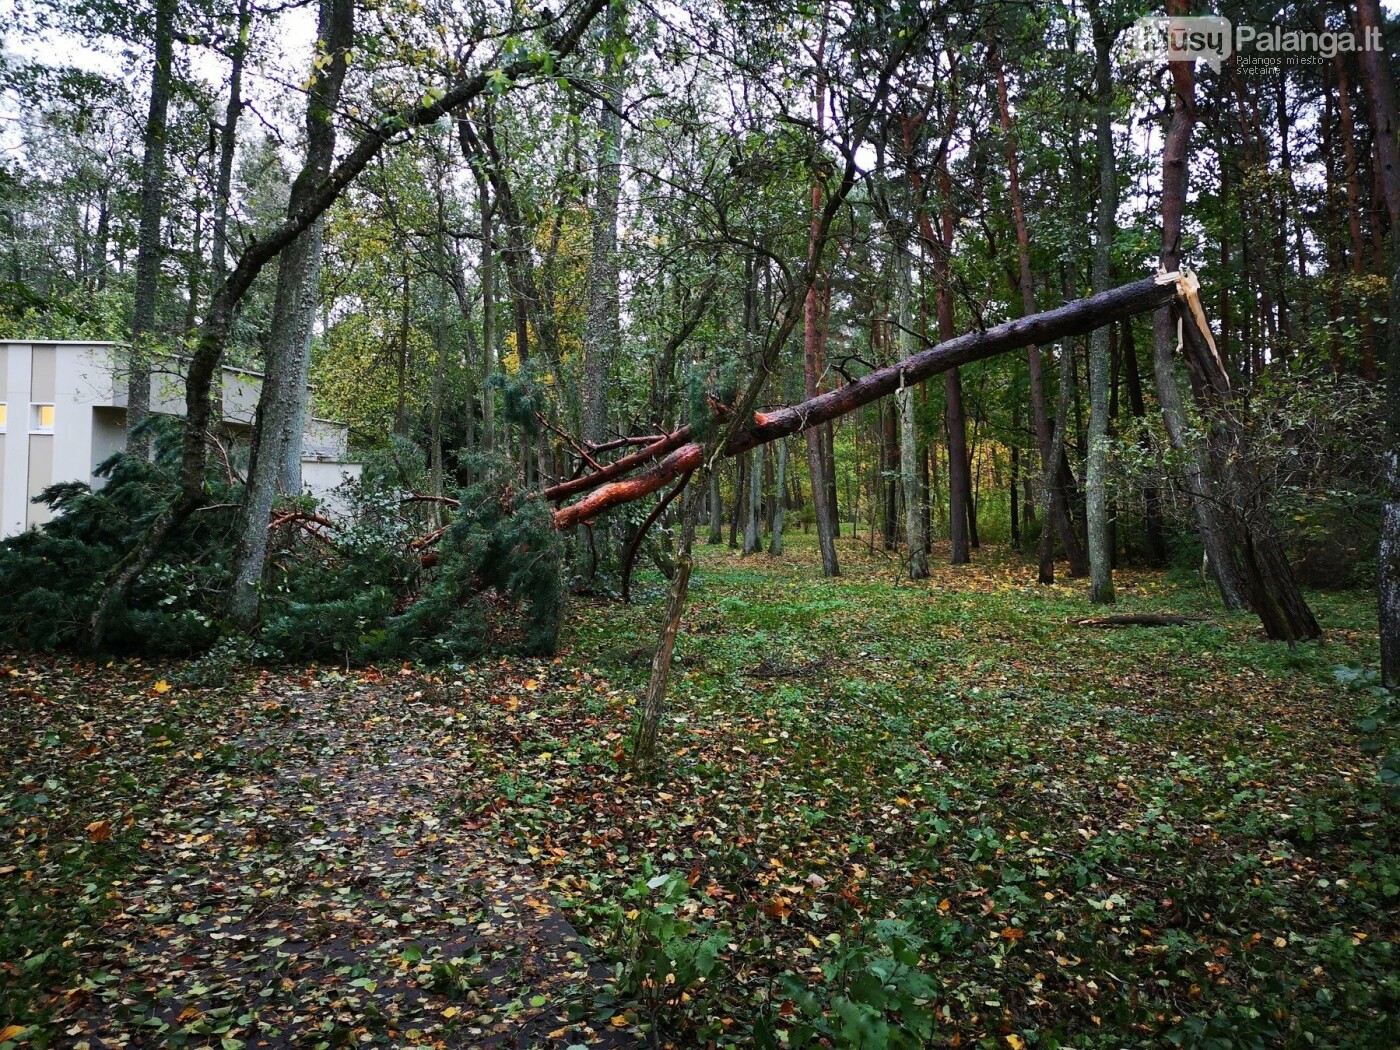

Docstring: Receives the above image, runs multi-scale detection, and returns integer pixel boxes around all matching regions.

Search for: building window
[30,403,54,433]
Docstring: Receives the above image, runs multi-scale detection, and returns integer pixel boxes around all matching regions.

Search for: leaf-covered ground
[3,536,1398,1048]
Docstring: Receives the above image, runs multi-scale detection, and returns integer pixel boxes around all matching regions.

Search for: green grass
[474,534,1398,1047]
[2,533,1396,1048]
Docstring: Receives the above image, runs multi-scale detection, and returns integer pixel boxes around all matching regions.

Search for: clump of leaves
[595,870,728,1031]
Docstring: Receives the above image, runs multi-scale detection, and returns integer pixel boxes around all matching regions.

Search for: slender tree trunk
[896,242,928,578]
[1336,55,1378,378]
[994,47,1081,580]
[882,395,898,550]
[803,19,840,577]
[744,442,763,554]
[729,455,744,548]
[226,0,354,627]
[1038,346,1076,580]
[1154,3,1249,611]
[1349,0,1400,678]
[937,163,971,566]
[770,440,787,555]
[210,0,249,286]
[633,481,700,773]
[1122,319,1167,565]
[581,0,625,444]
[1086,1,1117,604]
[707,471,723,544]
[128,0,176,459]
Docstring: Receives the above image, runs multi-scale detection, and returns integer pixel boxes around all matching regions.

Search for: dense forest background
[2,0,1395,663]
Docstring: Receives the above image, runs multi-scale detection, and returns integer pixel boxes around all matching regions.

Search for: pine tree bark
[993,47,1082,580]
[128,0,176,459]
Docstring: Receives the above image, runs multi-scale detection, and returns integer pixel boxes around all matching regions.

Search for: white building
[0,340,361,538]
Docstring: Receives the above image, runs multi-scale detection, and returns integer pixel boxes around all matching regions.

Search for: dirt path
[63,668,637,1049]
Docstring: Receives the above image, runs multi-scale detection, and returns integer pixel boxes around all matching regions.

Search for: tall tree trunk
[394,265,411,437]
[1086,1,1117,604]
[770,439,787,555]
[226,0,354,627]
[128,0,176,459]
[1121,319,1167,565]
[882,395,899,550]
[1336,54,1378,378]
[936,154,971,566]
[744,442,763,554]
[1154,2,1249,611]
[1352,0,1400,680]
[729,454,745,548]
[210,0,249,287]
[994,46,1081,580]
[707,471,723,544]
[803,18,840,577]
[897,242,928,578]
[581,0,625,444]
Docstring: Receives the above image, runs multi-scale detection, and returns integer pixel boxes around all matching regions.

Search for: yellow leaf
[610,1015,630,1028]
[153,680,171,694]
[0,1026,25,1041]
[442,1006,459,1018]
[1006,1036,1025,1050]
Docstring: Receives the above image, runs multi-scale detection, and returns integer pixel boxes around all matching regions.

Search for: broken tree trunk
[552,275,1177,529]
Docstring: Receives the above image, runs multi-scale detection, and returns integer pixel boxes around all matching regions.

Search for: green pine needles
[0,433,565,665]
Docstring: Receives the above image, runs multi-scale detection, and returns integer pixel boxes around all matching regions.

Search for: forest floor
[2,536,1397,1049]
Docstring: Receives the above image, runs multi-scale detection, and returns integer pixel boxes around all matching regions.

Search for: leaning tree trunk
[633,481,701,773]
[228,0,355,627]
[127,0,176,459]
[1086,0,1117,604]
[1354,0,1400,682]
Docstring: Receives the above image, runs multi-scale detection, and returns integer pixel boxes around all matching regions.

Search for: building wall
[0,341,360,539]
